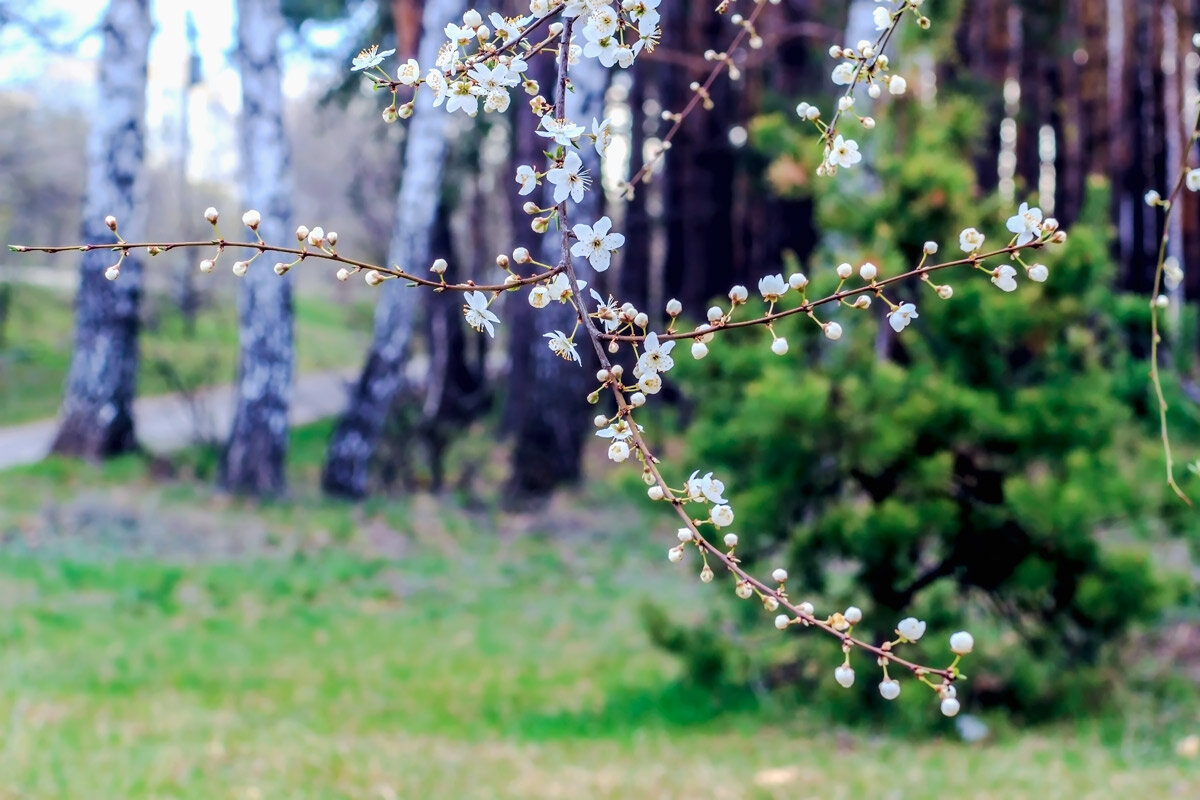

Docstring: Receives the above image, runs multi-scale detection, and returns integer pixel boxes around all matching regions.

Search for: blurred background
[1,0,1200,797]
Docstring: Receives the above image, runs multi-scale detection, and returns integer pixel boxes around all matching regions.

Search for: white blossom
[351,45,394,71]
[710,504,734,527]
[758,273,788,301]
[887,302,918,333]
[637,331,676,374]
[831,62,856,85]
[1026,263,1048,283]
[462,290,500,337]
[1187,169,1200,192]
[991,264,1018,292]
[958,227,985,253]
[537,116,586,146]
[547,151,590,204]
[687,471,727,504]
[544,330,581,364]
[1005,202,1043,246]
[571,216,624,272]
[592,116,613,156]
[897,617,926,642]
[873,5,891,30]
[828,135,862,169]
[396,58,421,86]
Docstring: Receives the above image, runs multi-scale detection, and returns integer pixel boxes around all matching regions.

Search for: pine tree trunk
[320,0,465,499]
[504,33,609,504]
[51,0,152,459]
[220,0,296,496]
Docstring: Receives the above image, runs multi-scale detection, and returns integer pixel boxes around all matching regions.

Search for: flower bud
[668,546,684,563]
[430,258,448,275]
[923,240,939,254]
[772,568,788,583]
[634,312,649,328]
[382,105,399,123]
[273,262,289,276]
[824,322,843,340]
[949,631,974,655]
[836,262,853,279]
[232,260,249,277]
[204,207,219,224]
[707,306,724,324]
[326,231,338,246]
[648,485,665,501]
[775,614,791,630]
[771,337,788,356]
[104,265,120,281]
[691,341,709,360]
[937,284,954,299]
[834,665,855,688]
[104,215,118,231]
[242,209,261,229]
[630,391,647,407]
[496,254,510,269]
[365,269,386,287]
[723,533,738,548]
[789,272,808,290]
[336,268,350,282]
[859,262,877,281]
[199,259,215,274]
[295,225,309,241]
[666,298,683,316]
[879,679,901,700]
[728,285,748,304]
[940,697,961,717]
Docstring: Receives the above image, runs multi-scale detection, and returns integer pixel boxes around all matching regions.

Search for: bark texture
[321,0,466,499]
[51,0,152,459]
[504,34,609,504]
[220,0,296,496]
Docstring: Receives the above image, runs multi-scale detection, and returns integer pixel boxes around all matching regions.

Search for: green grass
[0,429,1197,798]
[0,284,371,426]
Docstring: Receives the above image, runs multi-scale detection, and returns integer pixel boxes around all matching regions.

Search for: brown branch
[11,239,562,294]
[601,240,1049,344]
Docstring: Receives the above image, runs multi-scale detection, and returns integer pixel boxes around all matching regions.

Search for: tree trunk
[321,0,465,499]
[51,0,152,459]
[504,32,609,505]
[220,0,295,496]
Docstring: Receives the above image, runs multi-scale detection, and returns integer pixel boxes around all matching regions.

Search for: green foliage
[664,99,1197,719]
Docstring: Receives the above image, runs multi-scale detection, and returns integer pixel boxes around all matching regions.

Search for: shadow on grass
[510,678,770,741]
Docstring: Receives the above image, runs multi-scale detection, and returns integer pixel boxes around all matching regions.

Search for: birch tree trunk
[504,38,609,504]
[321,0,466,499]
[219,0,295,496]
[51,0,152,459]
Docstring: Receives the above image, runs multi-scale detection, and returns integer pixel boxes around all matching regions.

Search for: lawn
[0,424,1196,798]
[0,283,371,426]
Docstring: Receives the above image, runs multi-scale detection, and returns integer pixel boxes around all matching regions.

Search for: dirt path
[0,369,357,470]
